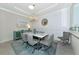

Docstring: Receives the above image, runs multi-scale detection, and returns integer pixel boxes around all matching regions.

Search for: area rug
[11,40,57,55]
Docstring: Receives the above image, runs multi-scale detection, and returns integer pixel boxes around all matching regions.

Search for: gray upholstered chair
[22,33,28,43]
[40,34,55,54]
[21,33,29,48]
[27,33,39,53]
[27,33,38,46]
[58,32,70,45]
[40,34,54,47]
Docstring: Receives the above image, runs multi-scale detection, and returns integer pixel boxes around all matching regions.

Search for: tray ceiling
[0,3,72,19]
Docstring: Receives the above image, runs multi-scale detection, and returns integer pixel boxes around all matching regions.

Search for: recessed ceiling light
[28,5,35,10]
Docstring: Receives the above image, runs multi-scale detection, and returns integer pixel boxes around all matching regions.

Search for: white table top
[23,32,48,38]
[33,33,48,38]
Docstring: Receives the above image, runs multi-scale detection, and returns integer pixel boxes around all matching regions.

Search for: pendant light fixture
[28,4,35,10]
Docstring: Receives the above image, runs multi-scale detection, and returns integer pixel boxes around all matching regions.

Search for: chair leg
[62,41,70,46]
[32,48,35,54]
[22,42,29,48]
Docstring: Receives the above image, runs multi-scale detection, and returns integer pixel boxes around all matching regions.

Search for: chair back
[48,34,54,46]
[21,34,28,42]
[63,32,70,40]
[27,33,37,45]
[13,31,22,40]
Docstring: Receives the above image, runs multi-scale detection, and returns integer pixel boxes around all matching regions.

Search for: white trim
[14,6,30,15]
[0,39,11,43]
[0,7,34,20]
[35,4,58,15]
[0,7,26,17]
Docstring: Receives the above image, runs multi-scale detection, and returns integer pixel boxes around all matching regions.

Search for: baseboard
[0,39,12,43]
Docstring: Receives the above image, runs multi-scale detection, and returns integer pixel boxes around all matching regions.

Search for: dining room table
[23,31,48,50]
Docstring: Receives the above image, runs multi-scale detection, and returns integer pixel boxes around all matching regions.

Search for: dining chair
[27,33,38,46]
[27,33,38,53]
[40,34,54,47]
[21,33,29,48]
[21,34,28,43]
[58,32,70,46]
[40,34,54,54]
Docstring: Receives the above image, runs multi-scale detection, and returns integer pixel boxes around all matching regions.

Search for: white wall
[33,7,70,37]
[73,4,79,27]
[61,8,70,32]
[0,10,30,43]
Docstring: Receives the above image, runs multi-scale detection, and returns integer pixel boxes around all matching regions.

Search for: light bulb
[28,5,34,10]
[27,24,31,28]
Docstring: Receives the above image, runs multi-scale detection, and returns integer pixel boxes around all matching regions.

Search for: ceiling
[0,3,72,19]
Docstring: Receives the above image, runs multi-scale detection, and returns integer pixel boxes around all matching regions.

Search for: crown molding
[35,4,58,16]
[0,7,34,20]
[14,6,31,15]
